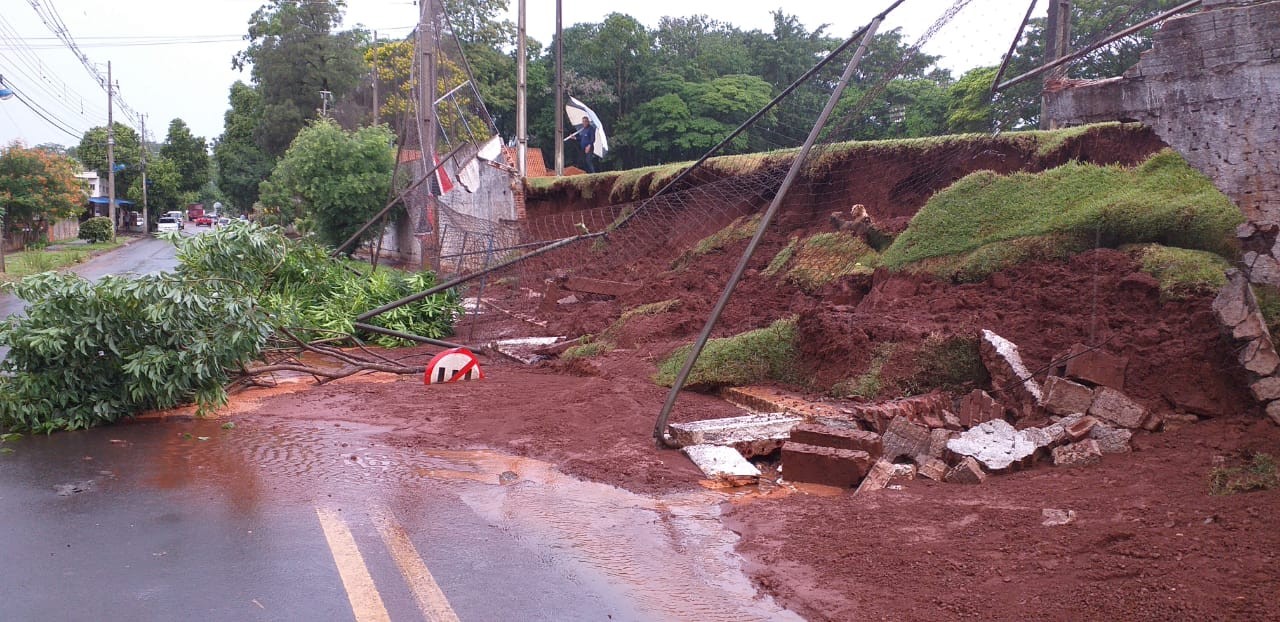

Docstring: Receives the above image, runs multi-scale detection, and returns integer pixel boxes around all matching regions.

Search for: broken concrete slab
[1063,345,1128,390]
[1052,439,1103,467]
[681,444,761,485]
[719,386,853,421]
[1042,508,1077,527]
[1088,387,1148,429]
[781,442,871,488]
[789,424,883,460]
[1065,415,1098,441]
[1042,376,1096,416]
[855,459,896,494]
[980,329,1043,405]
[1268,401,1280,426]
[944,457,987,484]
[668,412,803,448]
[491,336,567,364]
[890,464,917,480]
[843,392,951,431]
[1232,310,1269,341]
[946,419,1037,472]
[926,428,955,460]
[882,416,932,462]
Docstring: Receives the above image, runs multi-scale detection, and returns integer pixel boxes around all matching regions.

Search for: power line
[0,15,108,126]
[3,79,85,140]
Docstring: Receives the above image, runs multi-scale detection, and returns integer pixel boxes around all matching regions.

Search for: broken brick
[1065,415,1098,441]
[1052,439,1103,467]
[944,457,987,484]
[1088,388,1148,429]
[855,459,896,494]
[1041,376,1096,416]
[926,428,955,460]
[1251,377,1280,403]
[917,457,948,481]
[882,416,931,462]
[788,423,883,460]
[1063,344,1128,390]
[782,442,871,488]
[1089,424,1133,454]
[959,389,1005,428]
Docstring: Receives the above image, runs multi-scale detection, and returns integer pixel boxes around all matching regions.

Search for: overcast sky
[0,0,1043,150]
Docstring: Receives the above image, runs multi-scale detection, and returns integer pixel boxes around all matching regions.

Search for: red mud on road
[222,126,1278,619]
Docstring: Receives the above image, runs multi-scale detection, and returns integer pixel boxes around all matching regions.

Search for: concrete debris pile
[775,330,1152,490]
[1213,270,1280,426]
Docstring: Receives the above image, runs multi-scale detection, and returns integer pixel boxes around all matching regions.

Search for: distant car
[156,217,180,234]
[195,215,214,226]
[218,217,232,226]
[165,211,185,230]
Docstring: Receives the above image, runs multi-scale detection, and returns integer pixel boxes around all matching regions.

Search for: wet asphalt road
[0,417,798,621]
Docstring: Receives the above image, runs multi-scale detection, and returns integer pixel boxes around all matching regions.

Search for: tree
[159,119,210,194]
[653,16,751,83]
[77,123,143,199]
[233,0,366,157]
[258,119,395,250]
[130,156,183,220]
[0,142,83,237]
[214,81,275,212]
[622,74,774,164]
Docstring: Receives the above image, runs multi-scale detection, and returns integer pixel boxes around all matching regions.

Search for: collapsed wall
[1044,0,1280,284]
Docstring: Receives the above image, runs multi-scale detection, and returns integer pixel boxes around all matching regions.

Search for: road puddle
[47,417,800,621]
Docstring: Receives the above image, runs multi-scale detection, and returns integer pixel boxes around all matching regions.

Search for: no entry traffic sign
[424,347,484,384]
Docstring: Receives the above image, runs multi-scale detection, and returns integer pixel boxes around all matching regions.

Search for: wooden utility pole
[106,60,116,239]
[554,0,564,176]
[1041,0,1072,129]
[516,0,528,178]
[140,113,148,233]
[372,31,379,126]
[419,0,440,270]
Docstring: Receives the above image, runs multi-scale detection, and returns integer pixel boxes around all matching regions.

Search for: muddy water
[107,417,801,621]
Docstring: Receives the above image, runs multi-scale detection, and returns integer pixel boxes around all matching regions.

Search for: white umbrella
[565,96,608,158]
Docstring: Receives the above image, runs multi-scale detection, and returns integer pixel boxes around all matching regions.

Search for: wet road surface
[0,415,800,621]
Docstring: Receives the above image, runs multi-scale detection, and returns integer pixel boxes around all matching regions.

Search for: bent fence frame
[351,7,893,339]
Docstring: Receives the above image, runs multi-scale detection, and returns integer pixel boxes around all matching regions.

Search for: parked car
[194,215,214,227]
[165,211,185,230]
[156,217,180,234]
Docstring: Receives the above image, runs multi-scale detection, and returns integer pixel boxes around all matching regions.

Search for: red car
[194,215,214,227]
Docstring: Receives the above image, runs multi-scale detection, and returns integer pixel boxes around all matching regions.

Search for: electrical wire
[4,80,85,139]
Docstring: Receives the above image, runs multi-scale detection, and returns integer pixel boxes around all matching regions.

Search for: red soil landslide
[224,125,1276,619]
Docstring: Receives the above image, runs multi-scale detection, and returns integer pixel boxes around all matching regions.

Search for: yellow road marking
[371,507,462,622]
[315,508,392,622]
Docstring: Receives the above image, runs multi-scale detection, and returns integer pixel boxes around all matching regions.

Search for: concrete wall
[1044,0,1280,284]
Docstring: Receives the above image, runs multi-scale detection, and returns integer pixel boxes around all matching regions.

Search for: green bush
[0,272,272,432]
[881,150,1243,280]
[0,222,463,432]
[78,216,113,243]
[655,317,798,389]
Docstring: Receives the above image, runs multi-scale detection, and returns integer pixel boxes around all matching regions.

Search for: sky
[0,0,1044,151]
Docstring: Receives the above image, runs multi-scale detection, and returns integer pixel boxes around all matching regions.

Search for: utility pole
[372,31,379,126]
[554,0,564,176]
[320,90,333,117]
[516,0,528,178]
[1041,0,1072,129]
[106,60,116,240]
[419,0,440,270]
[140,113,148,233]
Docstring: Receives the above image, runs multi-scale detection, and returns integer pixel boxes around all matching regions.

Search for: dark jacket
[578,124,596,150]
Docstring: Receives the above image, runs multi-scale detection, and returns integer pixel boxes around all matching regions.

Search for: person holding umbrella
[576,116,597,174]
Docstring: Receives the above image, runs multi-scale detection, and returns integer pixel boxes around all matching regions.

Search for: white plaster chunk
[681,445,761,481]
[668,413,804,448]
[981,330,1043,402]
[945,419,1037,471]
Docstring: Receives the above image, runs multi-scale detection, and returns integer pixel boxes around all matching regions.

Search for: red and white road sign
[424,347,484,384]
